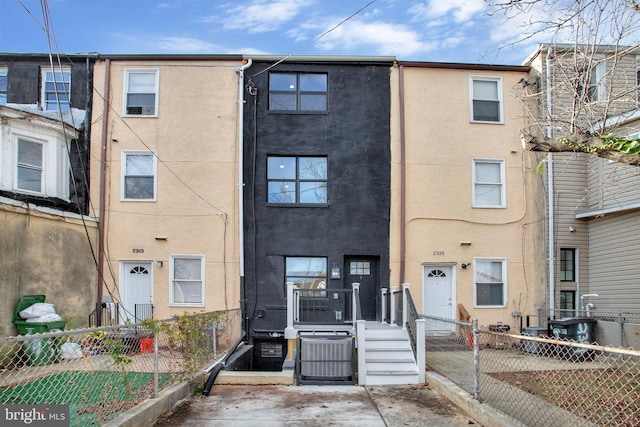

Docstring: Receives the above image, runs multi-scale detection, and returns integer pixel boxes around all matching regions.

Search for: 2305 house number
[433,251,445,256]
[132,249,144,253]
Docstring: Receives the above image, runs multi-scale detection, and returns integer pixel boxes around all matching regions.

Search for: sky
[0,0,549,65]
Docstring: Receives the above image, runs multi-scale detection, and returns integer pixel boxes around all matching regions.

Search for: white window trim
[472,158,506,208]
[121,150,158,202]
[473,257,507,308]
[169,254,205,307]
[41,67,71,111]
[1,121,70,200]
[469,76,504,124]
[590,59,606,103]
[123,68,159,117]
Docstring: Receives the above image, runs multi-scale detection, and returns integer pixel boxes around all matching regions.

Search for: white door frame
[422,264,456,319]
[120,261,154,324]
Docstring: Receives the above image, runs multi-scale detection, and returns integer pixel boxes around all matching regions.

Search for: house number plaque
[132,248,144,253]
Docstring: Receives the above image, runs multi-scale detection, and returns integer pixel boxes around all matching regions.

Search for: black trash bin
[549,317,597,362]
[13,295,67,365]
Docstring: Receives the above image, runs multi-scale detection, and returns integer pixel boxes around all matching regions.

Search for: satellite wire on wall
[250,0,378,77]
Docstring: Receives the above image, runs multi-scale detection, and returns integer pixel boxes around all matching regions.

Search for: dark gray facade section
[242,60,393,342]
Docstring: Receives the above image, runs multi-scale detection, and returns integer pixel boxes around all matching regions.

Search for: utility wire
[250,0,378,77]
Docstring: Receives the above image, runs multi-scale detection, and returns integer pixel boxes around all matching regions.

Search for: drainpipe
[545,48,555,317]
[97,58,111,326]
[398,63,407,284]
[237,59,252,333]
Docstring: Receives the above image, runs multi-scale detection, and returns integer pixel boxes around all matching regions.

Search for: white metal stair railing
[360,322,420,385]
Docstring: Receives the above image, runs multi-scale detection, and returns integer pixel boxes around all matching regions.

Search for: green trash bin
[13,295,67,366]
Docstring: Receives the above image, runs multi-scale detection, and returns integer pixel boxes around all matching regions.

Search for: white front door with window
[423,266,455,326]
[121,262,153,323]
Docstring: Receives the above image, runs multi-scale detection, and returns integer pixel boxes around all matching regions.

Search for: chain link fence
[424,315,640,426]
[0,311,232,426]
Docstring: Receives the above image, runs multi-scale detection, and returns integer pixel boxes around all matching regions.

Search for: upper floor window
[16,138,43,193]
[122,151,156,201]
[472,159,505,208]
[470,76,503,123]
[42,68,71,111]
[586,60,606,102]
[269,73,327,111]
[170,255,205,306]
[124,69,158,116]
[474,258,507,307]
[267,156,327,205]
[560,248,576,282]
[0,68,7,105]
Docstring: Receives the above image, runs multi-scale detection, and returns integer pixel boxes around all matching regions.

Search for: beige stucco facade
[90,57,243,326]
[390,63,547,330]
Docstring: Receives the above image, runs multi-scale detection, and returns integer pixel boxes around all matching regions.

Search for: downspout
[545,48,555,317]
[398,63,407,284]
[237,59,252,334]
[97,58,111,326]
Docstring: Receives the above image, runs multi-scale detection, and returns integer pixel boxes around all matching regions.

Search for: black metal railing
[393,288,403,327]
[294,288,353,324]
[405,289,420,355]
[88,303,153,326]
[134,304,153,322]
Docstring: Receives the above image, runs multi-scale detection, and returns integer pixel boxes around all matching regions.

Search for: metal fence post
[416,317,425,383]
[473,318,479,400]
[618,312,624,348]
[153,328,159,398]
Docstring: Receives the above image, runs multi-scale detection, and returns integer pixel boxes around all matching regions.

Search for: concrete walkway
[152,383,476,426]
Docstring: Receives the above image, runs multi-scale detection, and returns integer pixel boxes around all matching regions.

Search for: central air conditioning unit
[297,336,355,385]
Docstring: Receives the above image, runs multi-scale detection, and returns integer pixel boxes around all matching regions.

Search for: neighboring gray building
[525,44,640,318]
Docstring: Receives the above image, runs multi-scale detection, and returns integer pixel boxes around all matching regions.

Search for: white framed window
[41,67,71,111]
[470,76,503,123]
[472,158,505,208]
[0,67,7,105]
[121,151,157,201]
[124,69,159,116]
[0,126,70,200]
[586,59,606,102]
[474,258,507,308]
[16,137,44,193]
[170,255,205,306]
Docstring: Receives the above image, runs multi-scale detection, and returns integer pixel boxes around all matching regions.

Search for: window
[0,68,7,105]
[560,290,576,310]
[124,69,158,116]
[470,76,502,123]
[286,257,327,290]
[122,151,156,201]
[267,156,327,204]
[269,73,327,111]
[586,60,606,102]
[474,258,506,307]
[16,138,43,193]
[170,255,204,306]
[560,248,576,282]
[472,159,505,208]
[42,68,71,111]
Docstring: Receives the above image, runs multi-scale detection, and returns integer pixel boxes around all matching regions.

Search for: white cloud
[311,20,437,58]
[157,37,218,52]
[409,0,487,24]
[207,0,315,34]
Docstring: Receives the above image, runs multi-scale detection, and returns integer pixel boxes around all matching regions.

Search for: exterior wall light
[331,263,341,279]
[156,260,163,268]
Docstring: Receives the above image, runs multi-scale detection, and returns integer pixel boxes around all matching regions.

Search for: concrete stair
[362,324,419,385]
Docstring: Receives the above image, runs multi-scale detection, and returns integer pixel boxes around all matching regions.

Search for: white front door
[423,266,454,322]
[121,262,153,323]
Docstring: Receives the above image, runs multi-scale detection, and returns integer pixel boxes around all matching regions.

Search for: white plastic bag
[19,303,56,319]
[25,313,62,322]
[60,342,83,359]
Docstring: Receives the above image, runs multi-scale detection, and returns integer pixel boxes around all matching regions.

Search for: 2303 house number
[132,248,144,253]
[433,251,445,256]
